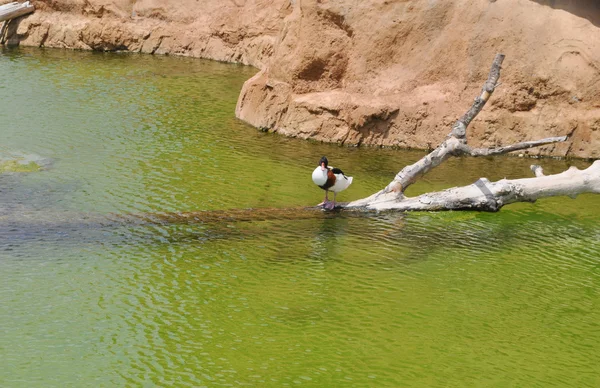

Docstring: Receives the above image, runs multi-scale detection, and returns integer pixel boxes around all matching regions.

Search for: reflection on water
[1,47,600,387]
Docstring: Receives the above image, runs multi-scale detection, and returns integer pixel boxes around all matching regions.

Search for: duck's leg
[325,192,336,210]
[317,190,330,206]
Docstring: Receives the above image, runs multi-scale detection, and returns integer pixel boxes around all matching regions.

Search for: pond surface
[1,47,599,387]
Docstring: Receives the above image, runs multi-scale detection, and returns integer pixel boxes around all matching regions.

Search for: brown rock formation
[236,0,600,158]
[5,0,290,67]
[4,0,600,158]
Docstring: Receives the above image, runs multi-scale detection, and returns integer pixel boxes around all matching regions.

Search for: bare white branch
[346,161,600,211]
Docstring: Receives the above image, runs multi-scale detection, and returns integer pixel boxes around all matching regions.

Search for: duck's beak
[320,163,326,171]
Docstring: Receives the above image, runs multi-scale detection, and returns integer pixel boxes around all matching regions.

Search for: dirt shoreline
[5,0,600,158]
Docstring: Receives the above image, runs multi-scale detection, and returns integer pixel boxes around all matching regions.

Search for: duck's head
[318,156,328,171]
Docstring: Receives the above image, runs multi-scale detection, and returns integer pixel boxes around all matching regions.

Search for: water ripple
[1,48,600,387]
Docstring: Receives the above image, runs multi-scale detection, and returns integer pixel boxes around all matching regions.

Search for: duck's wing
[331,167,345,176]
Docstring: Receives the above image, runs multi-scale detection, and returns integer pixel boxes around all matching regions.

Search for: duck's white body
[312,166,353,192]
[312,166,328,186]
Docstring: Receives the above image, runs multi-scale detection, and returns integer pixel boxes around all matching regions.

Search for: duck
[312,156,353,209]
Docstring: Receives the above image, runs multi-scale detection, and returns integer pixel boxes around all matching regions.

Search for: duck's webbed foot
[324,193,337,210]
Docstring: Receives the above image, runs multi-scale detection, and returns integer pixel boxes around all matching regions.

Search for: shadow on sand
[529,0,600,27]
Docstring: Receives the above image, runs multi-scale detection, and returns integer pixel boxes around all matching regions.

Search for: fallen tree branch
[357,134,569,205]
[344,54,583,211]
[347,161,600,211]
[0,1,34,23]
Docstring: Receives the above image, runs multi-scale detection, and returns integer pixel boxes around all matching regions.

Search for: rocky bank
[4,0,600,158]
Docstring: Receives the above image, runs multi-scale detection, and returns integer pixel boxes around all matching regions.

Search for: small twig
[531,165,545,177]
[466,136,568,156]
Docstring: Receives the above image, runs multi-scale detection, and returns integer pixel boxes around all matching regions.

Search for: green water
[1,47,599,387]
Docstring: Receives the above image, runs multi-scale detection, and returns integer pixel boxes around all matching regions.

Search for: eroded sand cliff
[5,0,600,158]
[5,0,291,67]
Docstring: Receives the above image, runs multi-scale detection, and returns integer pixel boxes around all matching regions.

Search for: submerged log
[0,206,357,234]
[344,54,598,212]
[120,206,345,225]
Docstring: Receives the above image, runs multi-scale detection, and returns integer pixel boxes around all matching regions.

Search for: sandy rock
[11,0,291,67]
[238,0,600,158]
[5,0,600,158]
